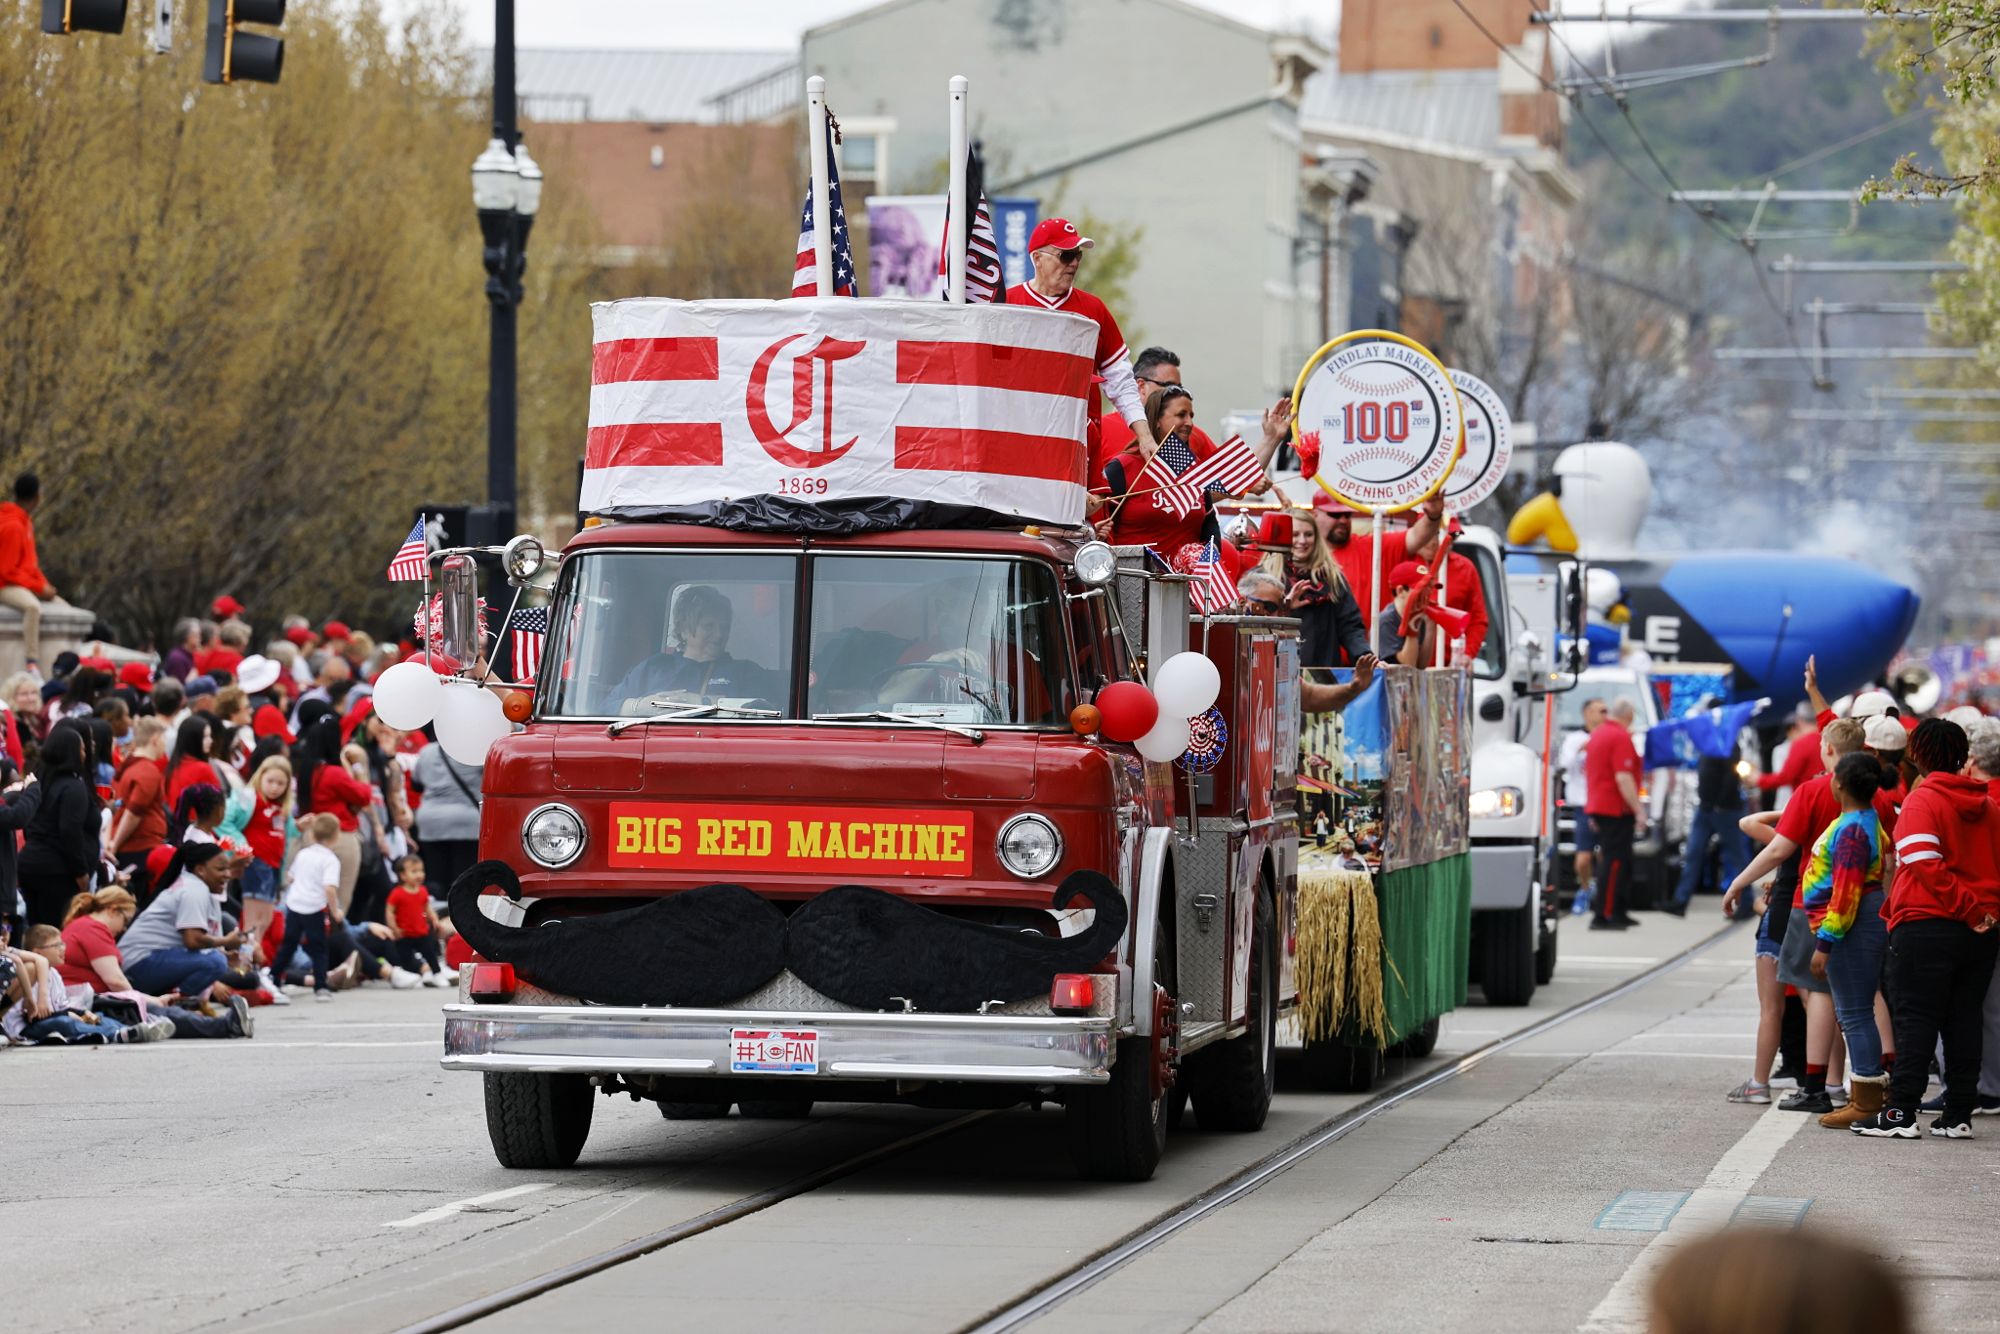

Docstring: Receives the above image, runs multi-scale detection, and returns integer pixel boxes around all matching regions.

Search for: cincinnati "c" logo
[747,334,867,468]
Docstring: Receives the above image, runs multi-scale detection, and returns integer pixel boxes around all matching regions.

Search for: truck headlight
[522,803,586,868]
[1469,786,1524,820]
[997,813,1063,879]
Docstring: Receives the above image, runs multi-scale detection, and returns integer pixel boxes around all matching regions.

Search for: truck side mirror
[437,553,484,668]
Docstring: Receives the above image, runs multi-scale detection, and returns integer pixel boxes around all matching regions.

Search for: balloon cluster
[372,657,512,768]
[1089,651,1224,765]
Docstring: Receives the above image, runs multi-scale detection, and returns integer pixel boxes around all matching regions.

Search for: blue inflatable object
[1507,550,1919,716]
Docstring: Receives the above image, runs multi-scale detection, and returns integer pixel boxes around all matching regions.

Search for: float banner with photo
[582,298,1096,531]
[1297,665,1472,1048]
[865,195,1039,297]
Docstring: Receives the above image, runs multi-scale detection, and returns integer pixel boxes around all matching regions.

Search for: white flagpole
[1435,539,1449,668]
[1369,506,1385,658]
[807,75,834,295]
[947,75,969,303]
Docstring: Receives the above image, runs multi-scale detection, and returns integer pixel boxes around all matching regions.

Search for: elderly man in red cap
[1007,218,1152,468]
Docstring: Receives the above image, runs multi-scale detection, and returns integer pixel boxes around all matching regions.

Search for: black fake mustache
[448,862,1126,1013]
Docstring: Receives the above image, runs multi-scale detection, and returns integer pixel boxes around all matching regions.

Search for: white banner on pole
[1442,369,1514,514]
[1295,336,1462,512]
[582,299,1098,526]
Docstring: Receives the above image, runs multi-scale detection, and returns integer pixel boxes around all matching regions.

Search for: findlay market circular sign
[1441,368,1513,514]
[1294,331,1463,513]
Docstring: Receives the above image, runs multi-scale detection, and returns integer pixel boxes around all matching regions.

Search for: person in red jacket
[1408,519,1489,662]
[0,473,70,669]
[1853,719,2000,1139]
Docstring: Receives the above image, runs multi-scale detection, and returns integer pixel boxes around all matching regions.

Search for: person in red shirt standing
[1409,519,1490,662]
[1584,700,1648,930]
[1007,218,1153,474]
[1315,492,1443,624]
[1758,715,1824,796]
[1853,720,2000,1138]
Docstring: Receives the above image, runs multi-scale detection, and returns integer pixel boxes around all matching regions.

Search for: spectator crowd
[1,594,479,1046]
[1569,669,2000,1140]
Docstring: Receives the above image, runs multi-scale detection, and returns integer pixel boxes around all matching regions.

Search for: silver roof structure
[1299,68,1500,154]
[477,48,794,124]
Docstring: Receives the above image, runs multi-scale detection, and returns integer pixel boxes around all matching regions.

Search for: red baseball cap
[1028,217,1094,254]
[283,624,315,646]
[80,655,115,674]
[117,661,155,691]
[1311,490,1362,516]
[145,843,177,883]
[322,620,352,641]
[1386,560,1429,590]
[252,702,295,744]
[212,595,246,619]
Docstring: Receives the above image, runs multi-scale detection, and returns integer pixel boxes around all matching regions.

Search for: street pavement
[5,903,1993,1333]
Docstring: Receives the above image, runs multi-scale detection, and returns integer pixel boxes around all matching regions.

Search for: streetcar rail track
[961,921,1743,1333]
[396,921,1738,1334]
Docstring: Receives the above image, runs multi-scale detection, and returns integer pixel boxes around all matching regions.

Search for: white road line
[384,1184,552,1229]
[1579,1107,1808,1333]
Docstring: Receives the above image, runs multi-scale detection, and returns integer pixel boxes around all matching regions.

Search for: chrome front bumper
[441,1003,1115,1085]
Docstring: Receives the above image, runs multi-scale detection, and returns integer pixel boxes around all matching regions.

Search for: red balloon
[1095,681,1159,743]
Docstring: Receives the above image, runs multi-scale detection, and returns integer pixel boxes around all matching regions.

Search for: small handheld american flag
[1137,435,1266,519]
[386,517,427,583]
[793,114,857,297]
[1191,539,1236,615]
[508,606,549,684]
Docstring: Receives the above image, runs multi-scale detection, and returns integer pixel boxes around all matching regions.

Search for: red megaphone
[1423,603,1472,640]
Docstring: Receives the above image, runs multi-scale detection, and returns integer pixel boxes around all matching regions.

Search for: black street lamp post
[471,0,539,537]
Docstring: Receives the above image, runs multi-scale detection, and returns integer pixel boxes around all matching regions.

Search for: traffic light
[202,0,283,85]
[41,0,128,34]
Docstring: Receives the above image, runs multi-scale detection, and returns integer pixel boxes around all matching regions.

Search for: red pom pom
[1295,430,1321,481]
[1094,681,1160,743]
[1170,543,1205,575]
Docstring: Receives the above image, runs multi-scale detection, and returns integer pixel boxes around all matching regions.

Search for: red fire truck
[437,299,1301,1181]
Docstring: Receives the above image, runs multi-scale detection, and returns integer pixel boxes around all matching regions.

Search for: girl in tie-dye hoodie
[1803,752,1893,1130]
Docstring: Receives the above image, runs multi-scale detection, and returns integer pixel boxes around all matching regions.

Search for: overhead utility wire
[1447,0,1812,368]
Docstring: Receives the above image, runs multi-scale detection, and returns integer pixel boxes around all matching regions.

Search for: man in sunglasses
[1007,217,1153,465]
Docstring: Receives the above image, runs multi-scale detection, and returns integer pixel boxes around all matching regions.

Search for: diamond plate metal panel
[1175,824,1235,1024]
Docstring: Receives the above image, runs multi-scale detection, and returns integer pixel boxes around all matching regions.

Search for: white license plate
[730,1028,819,1075]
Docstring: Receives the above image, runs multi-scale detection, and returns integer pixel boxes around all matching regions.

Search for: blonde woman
[224,754,297,944]
[1262,514,1368,675]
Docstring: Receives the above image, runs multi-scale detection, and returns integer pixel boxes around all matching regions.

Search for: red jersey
[1584,720,1642,818]
[244,795,287,867]
[1106,434,1223,554]
[1775,772,1900,850]
[1006,284,1141,454]
[1332,527,1410,623]
[1758,730,1823,792]
[1096,414,1215,492]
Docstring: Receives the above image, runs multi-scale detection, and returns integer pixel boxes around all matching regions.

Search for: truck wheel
[1479,901,1538,1006]
[1300,1037,1381,1093]
[1184,891,1277,1132]
[658,1101,731,1120]
[1067,909,1174,1181]
[1536,916,1559,986]
[1389,1016,1440,1060]
[738,1098,814,1119]
[483,1072,593,1169]
[1067,1036,1170,1181]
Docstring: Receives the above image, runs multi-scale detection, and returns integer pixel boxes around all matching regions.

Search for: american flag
[1191,539,1236,615]
[386,517,427,582]
[937,145,1002,303]
[1136,435,1266,519]
[508,606,549,684]
[792,115,856,297]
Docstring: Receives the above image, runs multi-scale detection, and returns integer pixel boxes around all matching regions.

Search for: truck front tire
[1479,900,1538,1006]
[1067,1035,1170,1181]
[483,1072,594,1169]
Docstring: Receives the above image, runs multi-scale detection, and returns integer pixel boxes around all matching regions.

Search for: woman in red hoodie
[1853,719,2000,1140]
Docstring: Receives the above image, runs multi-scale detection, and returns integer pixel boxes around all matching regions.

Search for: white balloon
[433,682,510,767]
[370,659,444,731]
[1133,712,1192,764]
[1152,651,1221,717]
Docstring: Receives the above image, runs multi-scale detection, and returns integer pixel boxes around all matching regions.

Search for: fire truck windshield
[541,550,1069,727]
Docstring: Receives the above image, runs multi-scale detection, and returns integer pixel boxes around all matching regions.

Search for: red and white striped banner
[583,299,1098,526]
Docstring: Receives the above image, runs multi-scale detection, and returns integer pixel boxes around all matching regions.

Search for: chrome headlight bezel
[996,813,1064,879]
[521,802,587,869]
[1072,541,1118,587]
